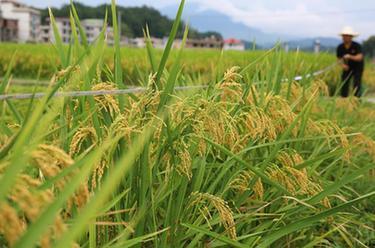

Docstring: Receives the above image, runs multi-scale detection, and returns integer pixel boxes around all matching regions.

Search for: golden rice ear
[0,203,26,246]
[214,66,244,103]
[316,120,351,161]
[223,66,242,83]
[69,127,98,156]
[190,192,237,240]
[147,72,158,90]
[32,145,75,190]
[217,81,243,103]
[92,82,120,118]
[91,157,109,190]
[50,65,80,85]
[334,97,360,113]
[242,106,277,141]
[176,144,193,180]
[0,135,9,150]
[107,113,141,142]
[267,165,297,195]
[263,94,298,136]
[230,171,264,201]
[31,144,90,215]
[276,149,304,168]
[0,174,68,247]
[310,80,329,97]
[351,133,375,161]
[280,81,303,103]
[229,171,253,193]
[246,85,260,105]
[284,166,310,194]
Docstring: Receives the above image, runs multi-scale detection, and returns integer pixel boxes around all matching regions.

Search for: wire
[0,85,208,101]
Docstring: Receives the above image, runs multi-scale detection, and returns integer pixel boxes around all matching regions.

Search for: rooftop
[0,0,40,14]
[224,38,243,44]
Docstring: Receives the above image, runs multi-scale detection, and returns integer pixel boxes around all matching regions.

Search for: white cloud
[187,0,374,39]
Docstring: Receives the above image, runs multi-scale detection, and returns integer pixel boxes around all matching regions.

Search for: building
[223,38,245,51]
[41,17,71,43]
[106,26,115,46]
[186,36,223,49]
[129,37,169,49]
[82,19,104,44]
[0,0,41,43]
[42,17,114,45]
[40,24,50,43]
[129,36,224,50]
[0,9,18,42]
[129,37,146,48]
[151,37,166,49]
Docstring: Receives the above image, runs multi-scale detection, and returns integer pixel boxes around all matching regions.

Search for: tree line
[41,3,223,40]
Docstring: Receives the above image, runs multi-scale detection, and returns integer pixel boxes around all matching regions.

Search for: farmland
[0,1,374,247]
[1,43,375,94]
[0,43,336,84]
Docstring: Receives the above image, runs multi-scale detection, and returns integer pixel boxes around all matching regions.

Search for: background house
[41,17,71,43]
[40,17,114,45]
[0,0,40,43]
[224,38,245,51]
[0,9,18,42]
[186,36,223,49]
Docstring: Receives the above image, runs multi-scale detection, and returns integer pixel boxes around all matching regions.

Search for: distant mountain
[161,3,301,46]
[285,37,341,51]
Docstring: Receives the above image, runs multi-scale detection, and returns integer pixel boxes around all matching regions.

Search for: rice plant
[0,1,374,247]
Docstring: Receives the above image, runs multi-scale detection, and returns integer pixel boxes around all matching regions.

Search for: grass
[0,1,374,247]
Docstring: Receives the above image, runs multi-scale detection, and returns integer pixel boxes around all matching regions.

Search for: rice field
[0,1,374,247]
[1,44,374,95]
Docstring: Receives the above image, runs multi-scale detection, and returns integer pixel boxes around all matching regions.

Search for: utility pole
[314,39,321,54]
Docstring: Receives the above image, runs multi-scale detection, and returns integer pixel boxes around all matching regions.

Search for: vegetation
[1,43,375,94]
[0,1,374,247]
[0,43,334,81]
[41,2,222,39]
[363,36,375,58]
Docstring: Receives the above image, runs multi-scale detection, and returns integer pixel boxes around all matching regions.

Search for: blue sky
[25,0,375,39]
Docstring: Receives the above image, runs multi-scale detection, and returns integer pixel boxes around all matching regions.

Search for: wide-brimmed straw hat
[339,26,359,37]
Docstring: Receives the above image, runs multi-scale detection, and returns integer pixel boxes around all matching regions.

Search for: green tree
[363,36,375,58]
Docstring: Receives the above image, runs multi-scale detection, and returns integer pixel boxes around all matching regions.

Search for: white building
[42,17,114,45]
[0,0,41,43]
[82,19,103,44]
[223,38,245,51]
[41,17,71,43]
[129,37,146,48]
[40,24,50,43]
[0,9,19,42]
[128,37,170,49]
[151,37,166,49]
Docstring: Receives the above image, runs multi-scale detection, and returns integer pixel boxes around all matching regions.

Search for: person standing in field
[336,26,365,97]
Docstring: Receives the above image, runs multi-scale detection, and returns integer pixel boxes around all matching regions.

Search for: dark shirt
[337,41,364,72]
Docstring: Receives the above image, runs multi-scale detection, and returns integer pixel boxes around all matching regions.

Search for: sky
[24,0,375,39]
